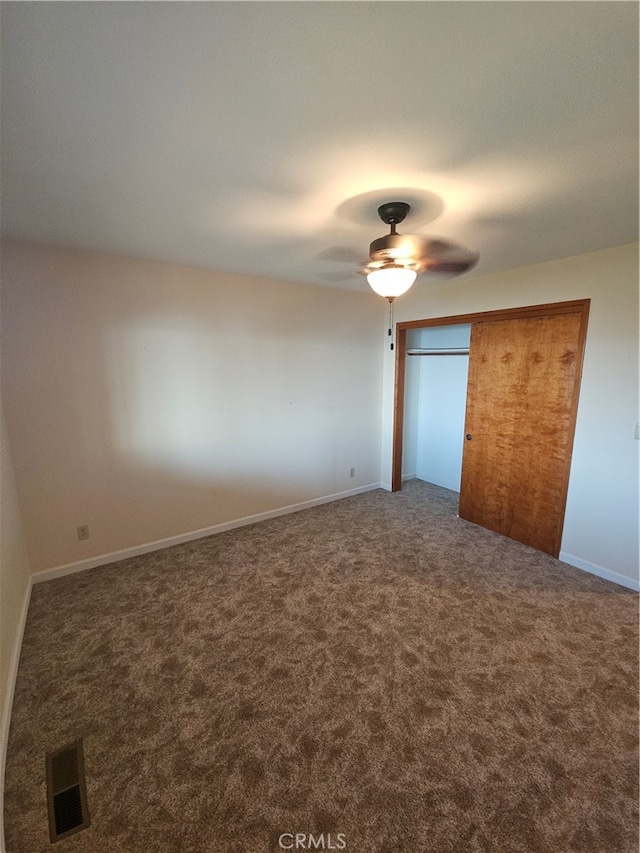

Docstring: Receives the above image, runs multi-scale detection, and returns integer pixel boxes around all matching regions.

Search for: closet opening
[402,324,471,494]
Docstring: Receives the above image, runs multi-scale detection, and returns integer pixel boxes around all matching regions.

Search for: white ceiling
[1,2,638,293]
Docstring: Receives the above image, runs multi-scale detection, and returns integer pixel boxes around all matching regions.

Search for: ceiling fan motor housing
[369,233,416,262]
[369,201,416,262]
[363,200,477,277]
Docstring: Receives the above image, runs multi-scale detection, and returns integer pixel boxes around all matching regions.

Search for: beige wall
[1,242,384,572]
[0,399,32,850]
[0,402,31,703]
[2,240,638,587]
[381,242,639,586]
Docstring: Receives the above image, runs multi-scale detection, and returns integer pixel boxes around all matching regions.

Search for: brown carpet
[4,481,639,852]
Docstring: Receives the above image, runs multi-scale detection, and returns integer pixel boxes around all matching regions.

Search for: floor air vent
[46,739,91,843]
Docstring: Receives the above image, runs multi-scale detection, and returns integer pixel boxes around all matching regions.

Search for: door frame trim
[391,298,591,493]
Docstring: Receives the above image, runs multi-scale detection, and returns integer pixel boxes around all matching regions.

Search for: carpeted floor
[4,481,639,852]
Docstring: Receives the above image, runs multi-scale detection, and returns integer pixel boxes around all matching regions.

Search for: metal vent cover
[46,739,91,843]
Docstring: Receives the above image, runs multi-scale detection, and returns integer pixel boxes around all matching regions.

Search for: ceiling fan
[327,201,479,301]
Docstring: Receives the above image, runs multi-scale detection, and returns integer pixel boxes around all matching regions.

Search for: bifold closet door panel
[459,312,583,557]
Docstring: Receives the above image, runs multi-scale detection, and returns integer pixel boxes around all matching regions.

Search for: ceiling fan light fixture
[366,265,417,300]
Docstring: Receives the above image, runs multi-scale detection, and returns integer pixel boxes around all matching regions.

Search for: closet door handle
[465,433,473,440]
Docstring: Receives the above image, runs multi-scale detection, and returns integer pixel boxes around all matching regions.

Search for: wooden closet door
[458,312,583,557]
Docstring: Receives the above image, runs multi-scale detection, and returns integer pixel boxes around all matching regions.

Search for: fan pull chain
[388,299,394,351]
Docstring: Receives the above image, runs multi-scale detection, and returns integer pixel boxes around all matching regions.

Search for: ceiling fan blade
[319,205,479,283]
[405,235,472,260]
[397,235,445,257]
[419,254,480,276]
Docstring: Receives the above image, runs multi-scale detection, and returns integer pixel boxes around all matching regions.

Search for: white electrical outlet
[349,467,355,478]
[77,525,89,541]
[635,423,640,440]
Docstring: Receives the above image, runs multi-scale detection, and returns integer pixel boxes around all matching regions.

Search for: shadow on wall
[104,318,348,484]
[0,241,384,573]
[18,303,381,572]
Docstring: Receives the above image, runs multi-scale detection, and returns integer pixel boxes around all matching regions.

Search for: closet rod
[407,348,470,356]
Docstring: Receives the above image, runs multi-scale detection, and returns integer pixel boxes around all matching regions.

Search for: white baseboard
[32,483,383,584]
[414,475,461,493]
[559,551,640,592]
[0,576,33,853]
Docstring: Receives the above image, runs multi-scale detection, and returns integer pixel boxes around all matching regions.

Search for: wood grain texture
[459,313,584,556]
[391,327,407,491]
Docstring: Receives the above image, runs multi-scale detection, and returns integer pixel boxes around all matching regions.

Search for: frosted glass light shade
[367,266,417,299]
